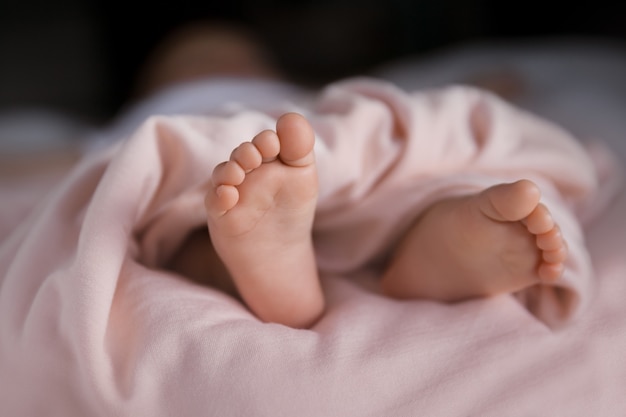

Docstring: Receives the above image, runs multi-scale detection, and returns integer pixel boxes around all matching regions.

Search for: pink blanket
[1,79,625,415]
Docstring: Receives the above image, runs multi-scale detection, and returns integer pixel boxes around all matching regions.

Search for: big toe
[276,113,316,167]
[481,180,541,222]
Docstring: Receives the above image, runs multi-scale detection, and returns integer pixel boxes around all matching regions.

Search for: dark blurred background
[1,0,624,126]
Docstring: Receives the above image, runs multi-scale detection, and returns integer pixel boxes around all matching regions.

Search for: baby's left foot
[476,180,568,283]
[382,180,568,301]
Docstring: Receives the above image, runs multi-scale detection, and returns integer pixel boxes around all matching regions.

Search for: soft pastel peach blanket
[1,79,625,416]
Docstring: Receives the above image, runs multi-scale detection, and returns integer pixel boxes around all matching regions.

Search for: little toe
[231,142,262,172]
[205,184,239,217]
[525,204,554,235]
[212,160,246,186]
[538,262,564,282]
[276,113,316,167]
[252,130,280,161]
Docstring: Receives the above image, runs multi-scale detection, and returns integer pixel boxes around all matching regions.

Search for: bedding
[1,40,626,416]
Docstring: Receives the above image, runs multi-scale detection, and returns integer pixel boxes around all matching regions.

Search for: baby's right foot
[382,180,568,301]
[205,113,324,328]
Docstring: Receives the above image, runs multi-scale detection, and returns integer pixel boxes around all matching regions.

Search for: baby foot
[382,179,568,301]
[205,113,324,328]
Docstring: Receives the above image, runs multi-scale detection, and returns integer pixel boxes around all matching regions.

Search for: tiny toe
[538,262,564,282]
[536,226,563,251]
[212,160,246,186]
[205,184,239,216]
[525,203,554,234]
[543,246,568,264]
[231,142,262,172]
[252,130,280,161]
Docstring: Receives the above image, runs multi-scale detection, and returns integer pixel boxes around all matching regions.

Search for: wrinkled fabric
[1,78,624,416]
